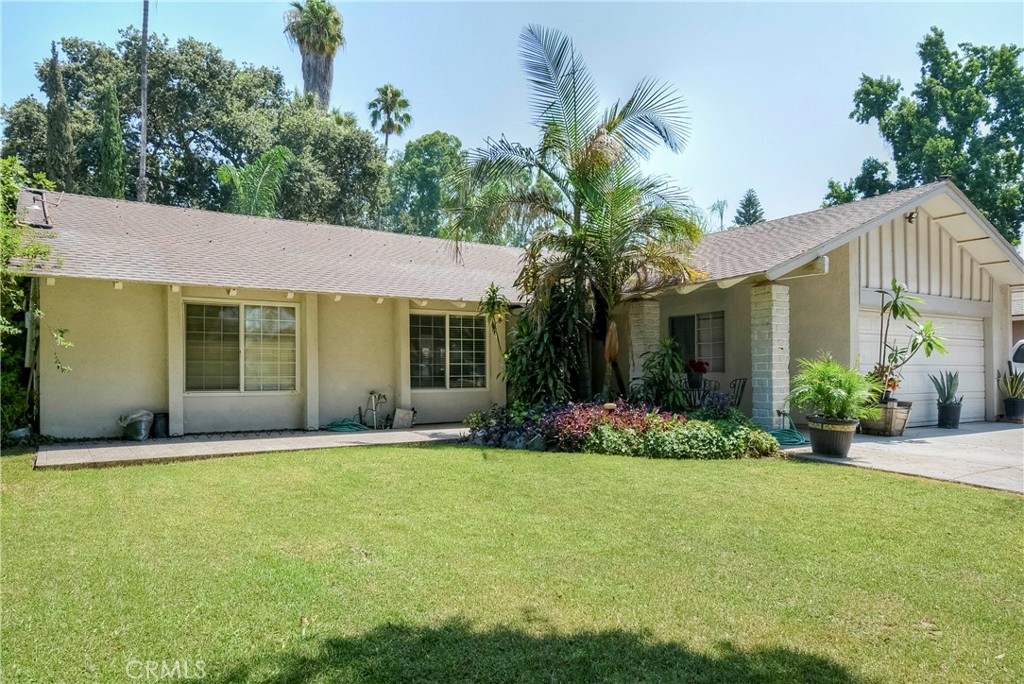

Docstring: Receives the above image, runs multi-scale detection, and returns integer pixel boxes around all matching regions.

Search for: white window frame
[182,297,301,396]
[409,312,488,392]
[695,311,726,373]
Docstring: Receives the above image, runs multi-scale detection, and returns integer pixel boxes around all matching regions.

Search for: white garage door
[859,310,986,426]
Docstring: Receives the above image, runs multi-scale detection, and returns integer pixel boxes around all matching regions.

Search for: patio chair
[729,378,747,407]
[702,379,720,393]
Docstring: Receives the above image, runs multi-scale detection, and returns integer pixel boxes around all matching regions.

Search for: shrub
[629,337,688,412]
[788,353,883,421]
[466,400,778,460]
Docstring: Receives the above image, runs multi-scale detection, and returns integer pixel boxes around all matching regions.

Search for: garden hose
[768,412,808,446]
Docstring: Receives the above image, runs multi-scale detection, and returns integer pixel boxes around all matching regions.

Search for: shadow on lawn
[210,618,868,683]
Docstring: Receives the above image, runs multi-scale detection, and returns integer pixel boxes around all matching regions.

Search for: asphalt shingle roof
[21,192,524,302]
[21,180,961,299]
[690,181,948,280]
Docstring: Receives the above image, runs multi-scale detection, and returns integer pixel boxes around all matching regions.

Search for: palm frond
[603,78,690,157]
[219,145,295,217]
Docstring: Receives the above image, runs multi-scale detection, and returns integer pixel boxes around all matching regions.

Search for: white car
[1012,340,1024,374]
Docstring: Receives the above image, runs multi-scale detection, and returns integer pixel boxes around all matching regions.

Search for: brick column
[627,299,661,384]
[750,283,790,429]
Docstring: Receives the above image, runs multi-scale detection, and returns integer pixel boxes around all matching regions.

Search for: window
[669,311,725,372]
[185,303,297,393]
[410,314,487,390]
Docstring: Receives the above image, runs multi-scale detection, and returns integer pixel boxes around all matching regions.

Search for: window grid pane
[243,306,297,391]
[185,304,240,391]
[410,315,446,388]
[449,315,486,388]
[696,311,726,373]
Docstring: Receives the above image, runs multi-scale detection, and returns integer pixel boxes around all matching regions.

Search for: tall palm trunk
[301,52,333,107]
[136,0,149,202]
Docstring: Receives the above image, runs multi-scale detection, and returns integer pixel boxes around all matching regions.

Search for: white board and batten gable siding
[856,208,994,426]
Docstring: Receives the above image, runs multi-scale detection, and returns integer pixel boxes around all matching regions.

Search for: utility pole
[136,0,150,202]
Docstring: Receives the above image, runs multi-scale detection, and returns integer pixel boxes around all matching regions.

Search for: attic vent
[25,189,56,229]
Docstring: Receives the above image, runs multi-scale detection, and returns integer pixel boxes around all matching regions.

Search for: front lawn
[1,447,1021,683]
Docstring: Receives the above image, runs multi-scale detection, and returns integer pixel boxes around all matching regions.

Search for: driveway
[789,421,1024,493]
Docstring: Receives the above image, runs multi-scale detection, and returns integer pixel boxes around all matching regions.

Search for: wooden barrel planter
[860,401,912,437]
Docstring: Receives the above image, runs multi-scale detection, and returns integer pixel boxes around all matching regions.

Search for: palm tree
[284,0,345,108]
[454,25,699,396]
[136,0,149,202]
[217,146,295,217]
[367,84,412,157]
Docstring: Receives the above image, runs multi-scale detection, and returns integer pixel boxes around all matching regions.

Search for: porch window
[669,311,725,372]
[185,303,297,392]
[410,314,487,389]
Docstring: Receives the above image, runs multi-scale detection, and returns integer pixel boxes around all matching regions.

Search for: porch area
[33,424,466,470]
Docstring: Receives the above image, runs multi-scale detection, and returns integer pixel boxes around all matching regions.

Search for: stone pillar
[627,299,661,384]
[750,283,790,429]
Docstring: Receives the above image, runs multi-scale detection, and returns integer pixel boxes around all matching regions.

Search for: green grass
[2,447,1021,683]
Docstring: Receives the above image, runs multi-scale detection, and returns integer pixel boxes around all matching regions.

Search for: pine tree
[97,82,126,199]
[733,188,765,226]
[44,42,75,192]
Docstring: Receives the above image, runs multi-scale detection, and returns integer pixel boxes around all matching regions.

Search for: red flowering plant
[687,359,710,374]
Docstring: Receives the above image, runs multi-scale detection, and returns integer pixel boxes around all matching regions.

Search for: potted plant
[997,368,1024,421]
[789,353,883,457]
[686,358,709,389]
[862,279,947,436]
[929,371,963,429]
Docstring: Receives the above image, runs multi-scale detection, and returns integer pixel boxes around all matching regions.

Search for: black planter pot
[936,403,962,429]
[1005,398,1024,420]
[806,415,859,457]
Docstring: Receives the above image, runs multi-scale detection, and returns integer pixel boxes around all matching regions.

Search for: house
[618,179,1024,428]
[22,192,520,438]
[21,178,1024,438]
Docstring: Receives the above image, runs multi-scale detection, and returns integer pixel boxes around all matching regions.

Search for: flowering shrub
[466,400,778,459]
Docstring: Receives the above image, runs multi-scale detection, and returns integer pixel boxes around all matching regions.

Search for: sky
[1,1,1022,220]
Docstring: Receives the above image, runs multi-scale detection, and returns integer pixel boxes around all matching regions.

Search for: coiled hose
[768,411,808,446]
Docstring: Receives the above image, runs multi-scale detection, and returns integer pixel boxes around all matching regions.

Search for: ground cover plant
[2,447,1022,683]
[466,400,779,459]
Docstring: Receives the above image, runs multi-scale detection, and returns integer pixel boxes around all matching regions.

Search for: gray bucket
[119,410,155,442]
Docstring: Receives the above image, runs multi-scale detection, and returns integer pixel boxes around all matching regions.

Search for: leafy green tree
[217,145,295,217]
[733,188,765,225]
[276,95,386,227]
[43,43,75,191]
[284,0,345,108]
[822,157,894,207]
[34,31,289,206]
[96,82,126,199]
[367,84,412,157]
[457,25,698,398]
[0,98,48,177]
[385,130,462,235]
[837,27,1023,242]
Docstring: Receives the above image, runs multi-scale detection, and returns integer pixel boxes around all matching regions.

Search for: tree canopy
[826,27,1023,243]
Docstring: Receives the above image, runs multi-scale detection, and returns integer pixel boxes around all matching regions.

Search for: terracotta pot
[806,415,859,457]
[936,403,961,429]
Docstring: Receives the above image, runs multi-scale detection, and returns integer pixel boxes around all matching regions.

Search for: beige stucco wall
[317,295,397,425]
[787,245,855,368]
[39,278,168,438]
[38,279,504,437]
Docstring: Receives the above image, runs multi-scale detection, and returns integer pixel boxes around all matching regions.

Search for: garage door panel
[859,309,986,426]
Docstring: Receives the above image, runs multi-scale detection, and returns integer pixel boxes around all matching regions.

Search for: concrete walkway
[34,424,467,470]
[789,421,1023,493]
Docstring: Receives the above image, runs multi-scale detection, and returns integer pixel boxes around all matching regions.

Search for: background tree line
[0,26,546,244]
